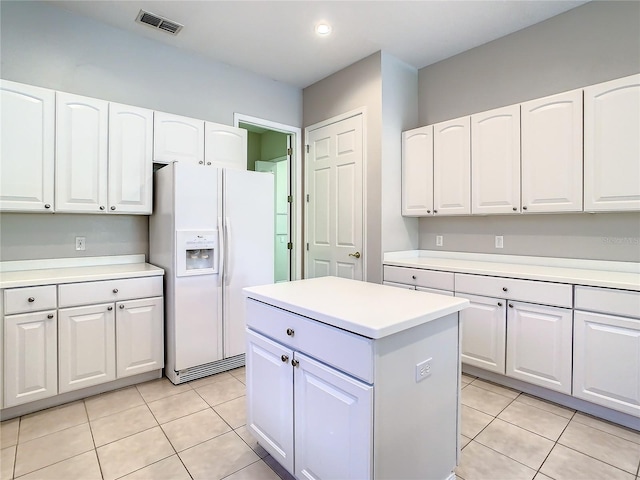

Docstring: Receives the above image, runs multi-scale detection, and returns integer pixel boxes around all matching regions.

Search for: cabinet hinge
[306,145,310,154]
[287,147,293,156]
[306,194,310,202]
[306,243,309,251]
[287,242,293,250]
[287,195,293,203]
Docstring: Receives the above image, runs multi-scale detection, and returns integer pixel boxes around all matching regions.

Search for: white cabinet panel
[108,103,153,214]
[58,304,116,393]
[56,92,109,213]
[4,310,57,407]
[204,122,247,170]
[506,302,573,394]
[584,74,640,211]
[383,265,454,291]
[433,116,471,215]
[154,112,204,165]
[574,286,640,318]
[402,126,433,216]
[573,311,640,417]
[4,285,57,315]
[471,105,521,214]
[0,80,55,212]
[116,297,164,378]
[521,89,583,213]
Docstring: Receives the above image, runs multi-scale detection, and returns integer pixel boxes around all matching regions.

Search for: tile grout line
[83,399,105,480]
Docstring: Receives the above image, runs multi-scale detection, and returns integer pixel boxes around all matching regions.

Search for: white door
[223,169,274,358]
[506,302,573,394]
[116,297,164,378]
[294,352,372,480]
[457,293,506,374]
[471,105,521,214]
[4,310,57,407]
[584,74,640,211]
[433,116,471,215]
[573,311,640,417]
[108,103,154,214]
[153,111,204,165]
[306,114,363,279]
[521,89,583,213]
[246,329,294,473]
[204,122,247,170]
[402,126,434,216]
[55,92,109,213]
[0,80,55,213]
[58,304,116,393]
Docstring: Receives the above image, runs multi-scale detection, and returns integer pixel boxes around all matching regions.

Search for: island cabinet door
[245,329,294,473]
[294,352,372,480]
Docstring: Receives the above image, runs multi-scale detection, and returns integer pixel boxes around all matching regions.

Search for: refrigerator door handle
[224,217,231,285]
[218,216,225,284]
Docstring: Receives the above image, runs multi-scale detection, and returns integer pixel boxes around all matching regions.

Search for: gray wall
[0,1,302,262]
[303,52,383,282]
[417,1,640,262]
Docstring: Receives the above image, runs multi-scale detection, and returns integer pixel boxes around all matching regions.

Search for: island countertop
[243,276,469,339]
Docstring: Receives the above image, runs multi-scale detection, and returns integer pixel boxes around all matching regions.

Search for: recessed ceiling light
[315,23,332,36]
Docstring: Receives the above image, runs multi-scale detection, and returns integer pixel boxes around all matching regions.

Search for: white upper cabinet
[108,103,153,214]
[204,122,247,170]
[56,92,109,213]
[584,74,640,211]
[154,111,205,165]
[402,126,433,216]
[521,89,583,213]
[434,116,471,215]
[0,80,55,213]
[471,105,521,214]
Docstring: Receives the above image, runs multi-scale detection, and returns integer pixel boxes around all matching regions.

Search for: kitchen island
[243,276,469,480]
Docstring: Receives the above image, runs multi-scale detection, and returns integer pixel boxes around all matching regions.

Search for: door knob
[349,252,361,259]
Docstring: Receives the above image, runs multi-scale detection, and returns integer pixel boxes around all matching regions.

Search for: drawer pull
[291,359,299,367]
[412,275,417,280]
[508,303,514,308]
[119,304,125,309]
[107,306,113,311]
[113,289,119,294]
[110,206,116,211]
[498,302,503,307]
[44,204,51,209]
[512,207,517,211]
[502,287,508,292]
[281,355,289,363]
[47,313,54,319]
[286,328,295,336]
[28,297,35,303]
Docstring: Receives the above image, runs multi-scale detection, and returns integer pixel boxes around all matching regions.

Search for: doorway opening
[234,114,302,282]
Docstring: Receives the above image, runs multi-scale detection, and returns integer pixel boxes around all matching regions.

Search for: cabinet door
[116,297,164,378]
[402,126,433,216]
[574,311,640,417]
[584,74,640,211]
[58,304,116,393]
[204,122,247,170]
[434,117,471,215]
[521,89,583,213]
[471,105,521,214]
[294,352,372,480]
[4,310,57,407]
[457,293,506,374]
[108,103,153,214]
[0,80,55,212]
[506,302,573,394]
[56,92,109,213]
[153,111,204,165]
[246,329,294,473]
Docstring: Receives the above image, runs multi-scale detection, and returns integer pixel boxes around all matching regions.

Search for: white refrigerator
[150,161,274,384]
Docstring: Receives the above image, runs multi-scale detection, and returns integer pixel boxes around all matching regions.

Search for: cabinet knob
[110,206,116,211]
[44,204,51,209]
[47,313,54,319]
[512,207,517,211]
[433,210,438,214]
[412,275,417,280]
[281,355,289,363]
[291,359,299,367]
[523,206,528,211]
[207,162,211,166]
[502,287,508,292]
[119,304,125,309]
[107,306,113,311]
[497,302,503,307]
[508,303,514,308]
[100,206,105,211]
[286,328,294,337]
[199,161,204,165]
[28,297,35,303]
[113,288,118,293]
[427,210,431,214]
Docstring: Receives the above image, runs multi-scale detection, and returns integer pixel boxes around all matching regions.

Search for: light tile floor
[1,369,639,480]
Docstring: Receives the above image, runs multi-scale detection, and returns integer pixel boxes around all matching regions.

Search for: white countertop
[383,250,640,291]
[0,255,164,289]
[243,276,469,339]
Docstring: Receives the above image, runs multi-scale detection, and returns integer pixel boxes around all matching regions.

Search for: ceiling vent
[135,10,183,35]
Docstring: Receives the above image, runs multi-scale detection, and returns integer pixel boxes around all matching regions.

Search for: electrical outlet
[415,357,433,383]
[495,236,504,249]
[436,235,443,247]
[75,237,86,251]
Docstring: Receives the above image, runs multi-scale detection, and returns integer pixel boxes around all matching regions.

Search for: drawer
[383,265,454,291]
[455,273,572,308]
[575,286,640,318]
[58,276,163,307]
[4,285,57,315]
[246,299,374,383]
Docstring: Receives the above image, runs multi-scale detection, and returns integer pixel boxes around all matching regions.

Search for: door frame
[304,107,367,280]
[234,113,302,280]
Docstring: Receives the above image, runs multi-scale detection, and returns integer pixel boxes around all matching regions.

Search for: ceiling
[50,0,589,89]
